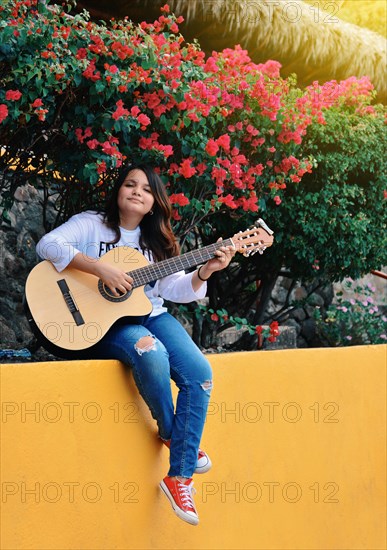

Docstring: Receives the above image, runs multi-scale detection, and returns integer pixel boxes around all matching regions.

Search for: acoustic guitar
[25,219,274,351]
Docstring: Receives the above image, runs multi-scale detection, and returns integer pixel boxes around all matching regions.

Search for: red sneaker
[196,448,212,474]
[160,476,199,525]
[161,439,212,474]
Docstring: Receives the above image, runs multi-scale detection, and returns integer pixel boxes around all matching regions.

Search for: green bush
[314,281,387,346]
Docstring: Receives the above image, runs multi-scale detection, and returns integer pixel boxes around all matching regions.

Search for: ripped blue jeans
[91,312,212,478]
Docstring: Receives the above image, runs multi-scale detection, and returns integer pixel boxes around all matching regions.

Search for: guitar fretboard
[129,238,234,288]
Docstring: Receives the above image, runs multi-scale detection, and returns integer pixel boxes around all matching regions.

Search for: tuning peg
[257,218,274,235]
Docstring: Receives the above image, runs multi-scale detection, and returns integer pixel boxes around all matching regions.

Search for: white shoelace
[178,481,196,510]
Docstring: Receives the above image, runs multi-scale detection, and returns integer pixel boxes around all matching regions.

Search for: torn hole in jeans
[200,379,213,392]
[134,335,157,356]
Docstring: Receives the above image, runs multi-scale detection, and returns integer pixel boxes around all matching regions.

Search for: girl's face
[117,169,155,224]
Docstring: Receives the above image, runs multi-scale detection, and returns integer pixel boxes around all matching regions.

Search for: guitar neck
[129,238,234,288]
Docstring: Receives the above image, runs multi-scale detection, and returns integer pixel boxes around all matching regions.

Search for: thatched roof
[76,0,386,103]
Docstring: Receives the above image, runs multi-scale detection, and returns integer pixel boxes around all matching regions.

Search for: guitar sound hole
[105,285,126,298]
[98,280,132,302]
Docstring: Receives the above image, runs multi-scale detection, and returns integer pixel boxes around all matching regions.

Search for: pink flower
[5,90,22,101]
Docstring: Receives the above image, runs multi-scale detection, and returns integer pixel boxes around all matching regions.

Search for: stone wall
[0,184,57,360]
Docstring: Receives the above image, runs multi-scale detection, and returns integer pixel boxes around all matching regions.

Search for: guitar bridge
[57,279,85,326]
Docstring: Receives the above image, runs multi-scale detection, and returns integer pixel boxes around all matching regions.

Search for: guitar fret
[130,239,233,288]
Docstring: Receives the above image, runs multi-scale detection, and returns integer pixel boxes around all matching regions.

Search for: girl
[36,164,235,526]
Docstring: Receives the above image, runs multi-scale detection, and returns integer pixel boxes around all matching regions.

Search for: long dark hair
[103,164,180,262]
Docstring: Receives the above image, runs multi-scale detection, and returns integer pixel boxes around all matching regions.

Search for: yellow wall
[1,345,386,550]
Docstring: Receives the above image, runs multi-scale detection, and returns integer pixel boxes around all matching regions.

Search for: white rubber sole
[195,455,212,474]
[159,480,199,526]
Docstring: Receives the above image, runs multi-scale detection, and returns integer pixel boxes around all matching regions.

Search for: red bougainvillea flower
[112,99,129,120]
[211,313,219,322]
[97,161,107,174]
[216,133,231,152]
[0,104,8,123]
[75,127,93,144]
[75,47,87,60]
[179,158,196,178]
[205,138,219,156]
[31,98,43,108]
[273,195,282,205]
[218,194,238,209]
[86,139,99,150]
[255,325,263,335]
[35,108,48,121]
[169,193,190,206]
[269,321,279,336]
[111,41,134,60]
[5,90,22,101]
[137,113,151,127]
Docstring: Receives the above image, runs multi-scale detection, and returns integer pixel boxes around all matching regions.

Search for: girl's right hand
[94,262,134,297]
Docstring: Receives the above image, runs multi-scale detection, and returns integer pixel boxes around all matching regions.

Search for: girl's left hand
[201,239,236,278]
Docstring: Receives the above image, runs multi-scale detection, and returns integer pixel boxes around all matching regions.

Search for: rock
[300,318,317,342]
[217,327,249,347]
[0,316,17,346]
[262,325,297,350]
[308,292,325,307]
[319,283,334,306]
[296,335,309,348]
[283,318,302,336]
[265,299,278,316]
[17,230,38,266]
[290,285,308,302]
[304,304,317,318]
[271,285,288,304]
[292,307,306,322]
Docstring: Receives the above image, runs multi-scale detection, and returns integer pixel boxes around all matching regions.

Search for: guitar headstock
[231,218,274,257]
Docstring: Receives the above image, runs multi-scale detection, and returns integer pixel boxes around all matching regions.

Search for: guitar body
[25,246,152,351]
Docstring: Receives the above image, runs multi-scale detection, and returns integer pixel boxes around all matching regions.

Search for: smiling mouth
[128,198,143,204]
